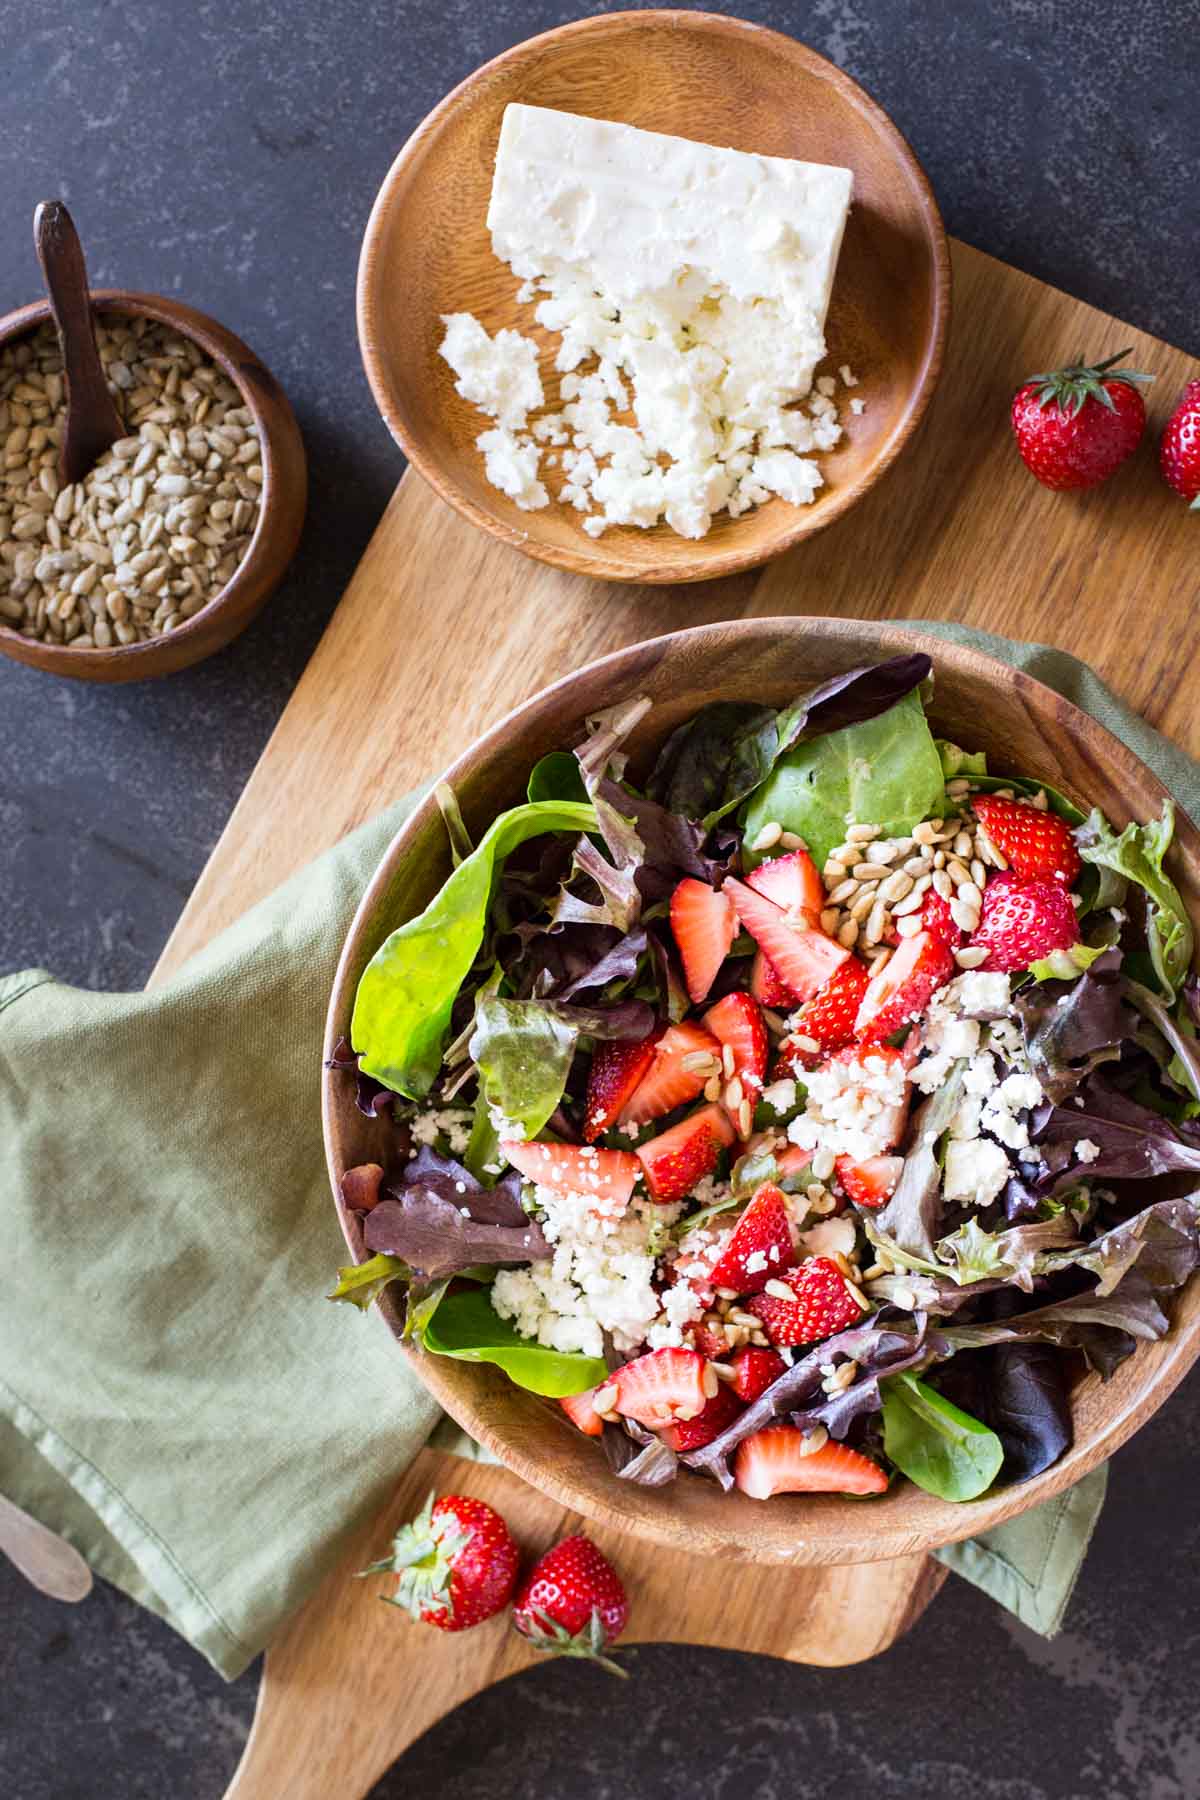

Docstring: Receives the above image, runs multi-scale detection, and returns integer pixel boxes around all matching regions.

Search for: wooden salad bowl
[356,10,951,586]
[324,617,1200,1565]
[0,291,306,683]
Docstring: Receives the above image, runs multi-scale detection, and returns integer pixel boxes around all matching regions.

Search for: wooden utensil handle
[33,199,124,482]
[0,1493,92,1603]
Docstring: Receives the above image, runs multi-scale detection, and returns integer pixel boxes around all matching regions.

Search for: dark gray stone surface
[1,1,1197,1795]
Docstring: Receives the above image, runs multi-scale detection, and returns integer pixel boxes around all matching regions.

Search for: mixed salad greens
[330,654,1200,1505]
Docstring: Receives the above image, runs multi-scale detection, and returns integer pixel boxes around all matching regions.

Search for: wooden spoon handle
[33,199,124,485]
[0,1493,93,1603]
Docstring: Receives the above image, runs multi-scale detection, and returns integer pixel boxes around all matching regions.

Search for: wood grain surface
[143,237,1199,1798]
[357,9,950,583]
[222,1451,946,1800]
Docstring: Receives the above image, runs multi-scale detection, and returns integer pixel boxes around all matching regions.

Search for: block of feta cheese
[487,105,852,359]
[441,106,854,541]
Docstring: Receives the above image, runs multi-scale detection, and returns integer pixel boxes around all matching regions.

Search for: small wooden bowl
[324,617,1200,1567]
[357,10,950,586]
[0,291,306,683]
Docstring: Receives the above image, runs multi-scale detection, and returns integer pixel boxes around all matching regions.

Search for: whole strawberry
[513,1534,629,1675]
[1012,349,1152,490]
[1160,380,1200,509]
[361,1491,519,1632]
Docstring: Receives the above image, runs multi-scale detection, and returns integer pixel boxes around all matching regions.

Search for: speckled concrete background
[1,2,1197,1796]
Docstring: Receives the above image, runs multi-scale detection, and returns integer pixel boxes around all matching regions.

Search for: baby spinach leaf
[469,993,578,1139]
[528,751,588,806]
[1076,800,1194,998]
[352,799,595,1099]
[742,688,944,870]
[880,1371,1004,1501]
[965,773,1086,827]
[421,1285,608,1396]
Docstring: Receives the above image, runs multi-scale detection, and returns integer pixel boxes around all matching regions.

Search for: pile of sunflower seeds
[814,786,1048,969]
[0,316,262,647]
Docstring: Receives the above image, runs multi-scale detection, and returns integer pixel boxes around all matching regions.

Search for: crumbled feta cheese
[1075,1138,1102,1164]
[491,1188,685,1357]
[797,1214,857,1260]
[943,1138,1011,1208]
[744,1249,768,1275]
[839,364,859,388]
[409,1107,473,1155]
[849,397,866,415]
[439,312,543,430]
[980,1070,1043,1150]
[761,1078,798,1114]
[788,1048,908,1161]
[475,427,549,511]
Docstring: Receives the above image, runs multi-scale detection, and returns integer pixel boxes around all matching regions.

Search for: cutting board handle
[220,1449,944,1800]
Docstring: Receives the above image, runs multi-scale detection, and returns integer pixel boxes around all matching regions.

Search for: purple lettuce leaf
[601,1417,680,1487]
[935,1271,1174,1378]
[325,1035,398,1118]
[933,1339,1072,1484]
[361,1147,550,1277]
[1016,948,1135,1103]
[1034,1076,1200,1187]
[872,1066,965,1258]
[1123,978,1200,1105]
[1038,1194,1200,1296]
[682,1319,937,1489]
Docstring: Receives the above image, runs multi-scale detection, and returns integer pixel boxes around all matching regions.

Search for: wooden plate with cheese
[357,9,951,585]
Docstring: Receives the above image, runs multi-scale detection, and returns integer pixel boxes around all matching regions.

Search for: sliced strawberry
[559,1389,605,1437]
[613,1347,710,1429]
[635,1102,736,1204]
[703,990,769,1128]
[730,1344,787,1403]
[773,1143,817,1181]
[746,849,824,916]
[725,878,850,1002]
[919,887,963,949]
[670,878,738,1005]
[734,1425,889,1498]
[972,794,1081,885]
[836,1153,903,1209]
[659,1381,744,1451]
[619,1019,721,1127]
[502,1141,639,1209]
[707,1183,797,1295]
[583,1032,660,1141]
[854,929,956,1041]
[971,869,1080,973]
[749,950,798,1009]
[747,1257,864,1346]
[691,1321,731,1360]
[777,957,870,1071]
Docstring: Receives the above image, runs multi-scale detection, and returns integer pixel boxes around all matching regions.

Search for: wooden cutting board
[147,240,1198,1800]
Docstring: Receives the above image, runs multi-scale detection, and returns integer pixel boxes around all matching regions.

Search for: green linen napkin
[0,628,1188,1678]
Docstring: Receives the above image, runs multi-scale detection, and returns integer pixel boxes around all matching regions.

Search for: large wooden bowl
[0,291,306,683]
[324,618,1200,1564]
[357,11,950,586]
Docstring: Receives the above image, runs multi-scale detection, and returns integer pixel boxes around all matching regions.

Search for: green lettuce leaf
[421,1285,607,1396]
[327,1252,409,1311]
[742,688,945,870]
[881,1371,1004,1501]
[936,739,988,780]
[468,993,578,1139]
[352,799,595,1098]
[1075,801,1194,997]
[527,751,588,806]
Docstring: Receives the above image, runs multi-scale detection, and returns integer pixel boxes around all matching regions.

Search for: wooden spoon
[33,200,124,485]
[0,1492,93,1603]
